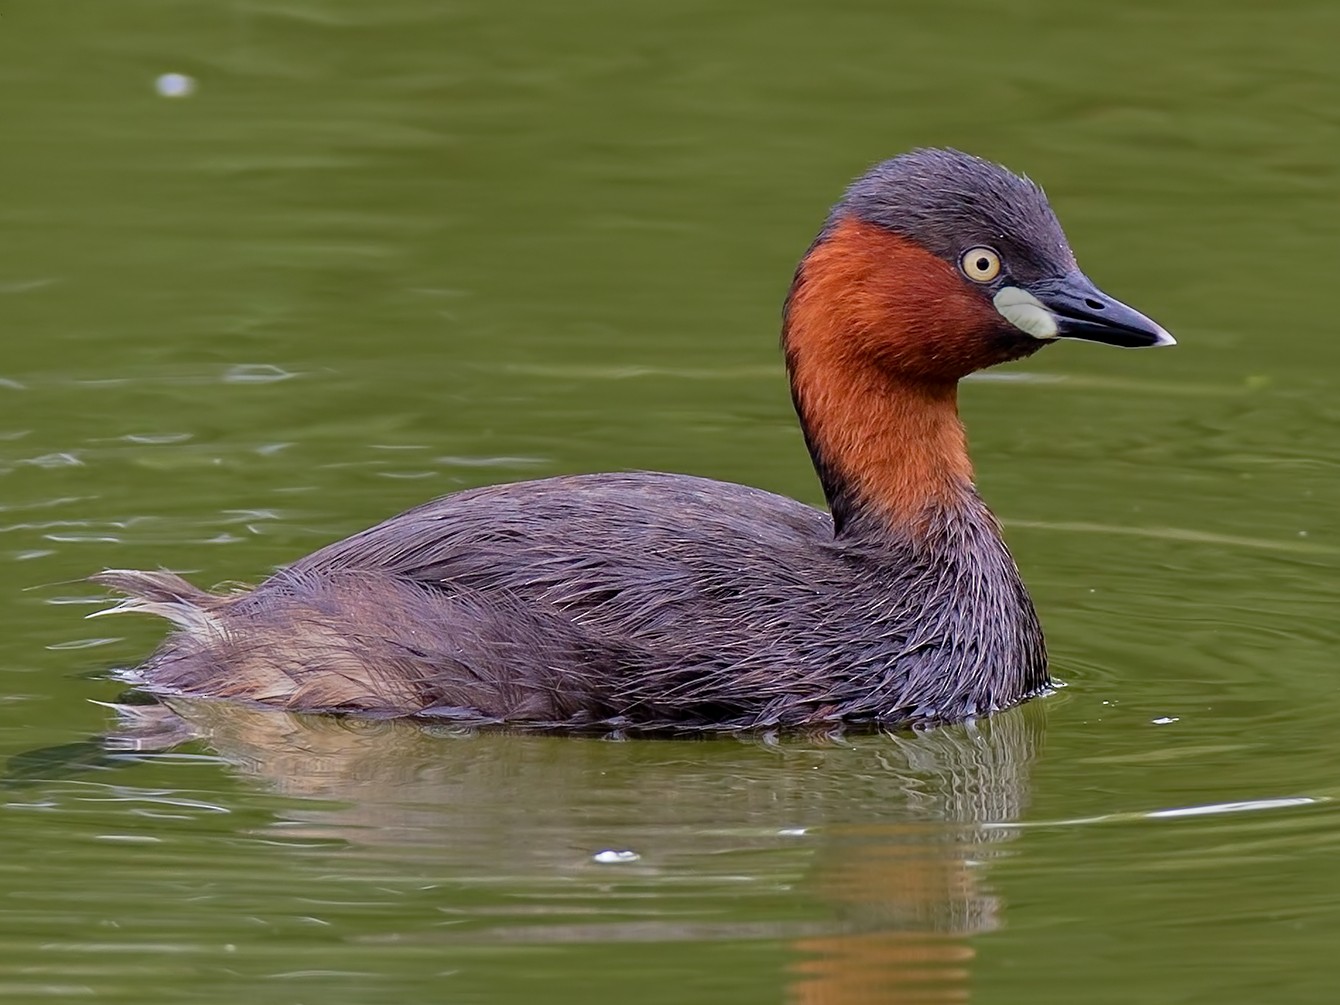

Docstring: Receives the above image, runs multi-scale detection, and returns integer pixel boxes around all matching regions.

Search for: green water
[3,1,1339,1001]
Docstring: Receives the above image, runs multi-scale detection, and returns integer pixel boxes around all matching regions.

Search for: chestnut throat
[783,219,998,538]
[786,354,975,537]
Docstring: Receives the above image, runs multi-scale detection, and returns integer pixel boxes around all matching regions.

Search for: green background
[1,1,1337,1001]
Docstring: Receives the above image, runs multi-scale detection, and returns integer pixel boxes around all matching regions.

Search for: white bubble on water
[155,73,196,98]
[592,849,640,864]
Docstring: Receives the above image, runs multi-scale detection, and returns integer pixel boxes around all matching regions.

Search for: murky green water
[3,1,1340,1001]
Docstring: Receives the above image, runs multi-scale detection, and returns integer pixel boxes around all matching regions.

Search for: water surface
[2,1,1339,1002]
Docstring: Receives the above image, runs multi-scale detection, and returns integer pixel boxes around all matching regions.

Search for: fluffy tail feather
[85,567,613,722]
[89,569,230,638]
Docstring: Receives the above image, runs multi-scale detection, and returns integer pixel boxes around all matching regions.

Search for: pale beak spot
[993,286,1059,340]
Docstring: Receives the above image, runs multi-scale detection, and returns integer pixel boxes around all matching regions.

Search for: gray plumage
[90,148,1072,733]
[834,148,1076,282]
[94,473,1047,730]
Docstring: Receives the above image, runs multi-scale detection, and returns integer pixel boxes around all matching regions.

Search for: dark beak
[1028,272,1175,348]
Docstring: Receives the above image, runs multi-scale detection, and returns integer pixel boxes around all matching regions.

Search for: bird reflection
[100,697,1044,1004]
[785,714,1037,1005]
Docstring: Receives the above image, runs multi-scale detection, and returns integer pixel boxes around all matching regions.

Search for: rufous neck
[786,355,974,536]
[783,219,980,536]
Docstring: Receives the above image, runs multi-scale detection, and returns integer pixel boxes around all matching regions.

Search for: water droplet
[155,73,196,98]
[592,849,640,864]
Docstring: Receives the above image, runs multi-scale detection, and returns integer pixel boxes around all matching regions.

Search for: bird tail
[88,569,230,639]
[86,567,457,715]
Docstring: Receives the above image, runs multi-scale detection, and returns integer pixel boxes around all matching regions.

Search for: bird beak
[992,272,1175,348]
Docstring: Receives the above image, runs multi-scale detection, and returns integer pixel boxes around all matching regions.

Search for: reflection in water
[787,716,1036,1005]
[104,698,1044,1003]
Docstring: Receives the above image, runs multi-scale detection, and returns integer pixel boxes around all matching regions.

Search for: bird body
[95,149,1173,732]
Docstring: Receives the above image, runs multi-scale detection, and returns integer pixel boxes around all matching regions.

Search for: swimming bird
[94,148,1173,732]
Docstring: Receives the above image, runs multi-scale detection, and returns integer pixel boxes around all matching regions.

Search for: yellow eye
[960,247,1002,283]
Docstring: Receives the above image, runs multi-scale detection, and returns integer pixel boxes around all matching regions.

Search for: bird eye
[960,247,1002,283]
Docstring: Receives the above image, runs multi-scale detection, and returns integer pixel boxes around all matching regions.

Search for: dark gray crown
[830,148,1076,283]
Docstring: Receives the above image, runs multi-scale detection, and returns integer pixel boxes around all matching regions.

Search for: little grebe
[95,148,1173,731]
